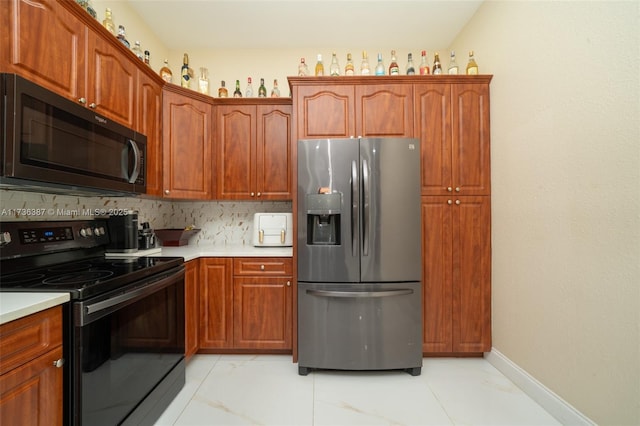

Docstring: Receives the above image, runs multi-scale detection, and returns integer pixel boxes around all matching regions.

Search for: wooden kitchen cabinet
[232,258,292,350]
[216,100,292,200]
[0,306,64,426]
[1,0,140,129]
[421,196,491,354]
[289,77,414,140]
[137,71,164,197]
[199,258,234,349]
[415,80,491,196]
[162,86,214,200]
[184,259,199,358]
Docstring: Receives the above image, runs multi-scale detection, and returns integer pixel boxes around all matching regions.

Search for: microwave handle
[127,139,141,183]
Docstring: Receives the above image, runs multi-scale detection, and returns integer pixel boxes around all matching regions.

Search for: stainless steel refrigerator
[297,137,422,376]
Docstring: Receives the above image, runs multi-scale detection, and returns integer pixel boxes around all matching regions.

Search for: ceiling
[126,0,484,50]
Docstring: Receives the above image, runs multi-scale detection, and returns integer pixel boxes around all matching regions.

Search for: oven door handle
[79,268,184,326]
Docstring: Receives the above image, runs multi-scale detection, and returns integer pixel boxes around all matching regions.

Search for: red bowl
[154,229,200,246]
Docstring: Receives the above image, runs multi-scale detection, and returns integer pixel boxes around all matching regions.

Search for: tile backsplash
[0,190,291,246]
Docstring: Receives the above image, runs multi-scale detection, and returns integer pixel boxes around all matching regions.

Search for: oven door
[70,267,185,426]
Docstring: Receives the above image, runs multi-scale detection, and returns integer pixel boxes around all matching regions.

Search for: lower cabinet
[198,257,293,351]
[422,196,491,354]
[0,306,64,426]
[185,259,199,358]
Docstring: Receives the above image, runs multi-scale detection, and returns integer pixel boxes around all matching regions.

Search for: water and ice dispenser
[306,192,341,245]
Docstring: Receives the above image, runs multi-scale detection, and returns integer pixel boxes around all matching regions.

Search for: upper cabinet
[414,79,491,196]
[216,99,292,200]
[289,77,414,140]
[162,86,214,200]
[1,0,143,129]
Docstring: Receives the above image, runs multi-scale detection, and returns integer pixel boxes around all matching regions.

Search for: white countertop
[0,293,70,325]
[157,244,293,262]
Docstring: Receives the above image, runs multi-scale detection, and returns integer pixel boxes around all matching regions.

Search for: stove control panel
[20,226,74,244]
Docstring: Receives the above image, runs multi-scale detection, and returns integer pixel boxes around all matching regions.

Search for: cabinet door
[86,33,137,128]
[1,0,86,102]
[451,84,491,195]
[233,276,292,350]
[256,104,292,200]
[0,346,63,426]
[185,259,199,358]
[415,84,452,195]
[216,105,256,199]
[356,84,414,137]
[421,196,453,353]
[452,196,491,352]
[162,89,213,199]
[199,258,233,349]
[295,85,355,139]
[137,72,163,197]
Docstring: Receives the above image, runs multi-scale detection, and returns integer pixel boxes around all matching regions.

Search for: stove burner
[43,270,114,285]
[2,273,46,285]
[48,262,93,273]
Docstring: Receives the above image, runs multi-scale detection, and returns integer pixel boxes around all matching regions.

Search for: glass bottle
[405,53,416,75]
[433,52,442,75]
[258,78,267,97]
[344,53,355,76]
[329,52,340,76]
[198,67,209,95]
[86,0,96,18]
[271,79,280,97]
[102,7,115,35]
[181,53,190,88]
[419,50,430,75]
[144,50,150,66]
[375,53,385,76]
[218,80,228,97]
[360,51,370,75]
[466,51,479,75]
[132,41,144,61]
[315,54,324,76]
[117,25,130,48]
[388,50,399,75]
[245,77,254,97]
[298,58,309,76]
[448,51,459,74]
[233,80,242,97]
[159,59,172,83]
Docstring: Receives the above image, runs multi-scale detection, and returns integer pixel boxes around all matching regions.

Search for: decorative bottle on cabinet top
[447,51,459,74]
[345,53,355,76]
[159,59,173,83]
[132,41,144,61]
[388,50,399,75]
[405,53,415,75]
[233,80,242,97]
[432,52,442,75]
[329,52,340,76]
[117,25,130,48]
[181,53,191,88]
[258,78,267,97]
[298,58,309,76]
[271,79,280,97]
[375,53,385,76]
[419,50,430,75]
[466,51,479,75]
[360,51,370,75]
[245,77,254,97]
[198,67,209,95]
[315,54,324,76]
[102,7,115,35]
[218,80,228,97]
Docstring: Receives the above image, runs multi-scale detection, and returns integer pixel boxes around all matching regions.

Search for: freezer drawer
[297,282,422,375]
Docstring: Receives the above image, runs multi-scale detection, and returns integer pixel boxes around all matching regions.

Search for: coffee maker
[106,212,139,253]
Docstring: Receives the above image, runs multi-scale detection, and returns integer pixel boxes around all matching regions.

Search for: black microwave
[1,73,146,196]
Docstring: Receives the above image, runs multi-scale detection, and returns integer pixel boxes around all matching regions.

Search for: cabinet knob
[251,192,255,197]
[78,97,86,104]
[447,187,453,192]
[447,200,453,205]
[89,102,97,109]
[455,187,461,192]
[164,190,170,195]
[257,192,261,197]
[260,264,265,270]
[53,358,65,368]
[286,281,291,287]
[455,200,461,205]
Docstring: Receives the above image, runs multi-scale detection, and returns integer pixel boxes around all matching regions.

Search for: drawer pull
[53,358,65,368]
[260,264,265,270]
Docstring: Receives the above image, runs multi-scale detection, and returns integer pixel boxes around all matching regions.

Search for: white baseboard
[485,348,596,426]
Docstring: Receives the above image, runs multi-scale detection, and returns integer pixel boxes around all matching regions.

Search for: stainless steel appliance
[138,222,157,250]
[297,138,422,376]
[0,73,146,196]
[0,220,185,425]
[106,212,139,253]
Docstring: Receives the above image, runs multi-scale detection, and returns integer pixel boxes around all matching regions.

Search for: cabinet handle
[447,187,453,192]
[251,192,255,197]
[78,97,86,104]
[455,187,461,192]
[164,190,170,195]
[447,200,453,205]
[260,264,265,270]
[89,102,97,109]
[455,200,461,205]
[286,281,291,287]
[53,358,65,368]
[257,192,261,197]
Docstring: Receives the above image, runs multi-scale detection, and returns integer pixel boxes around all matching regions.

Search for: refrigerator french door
[297,138,422,376]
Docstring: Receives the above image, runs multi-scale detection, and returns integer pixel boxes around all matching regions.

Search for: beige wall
[451,1,640,424]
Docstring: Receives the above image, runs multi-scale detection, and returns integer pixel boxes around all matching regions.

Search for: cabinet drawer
[233,257,292,276]
[0,307,63,376]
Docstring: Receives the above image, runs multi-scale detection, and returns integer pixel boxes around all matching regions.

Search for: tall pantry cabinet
[290,75,492,356]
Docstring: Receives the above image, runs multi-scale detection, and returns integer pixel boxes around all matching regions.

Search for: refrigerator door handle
[351,160,358,257]
[362,158,370,257]
[306,288,414,298]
